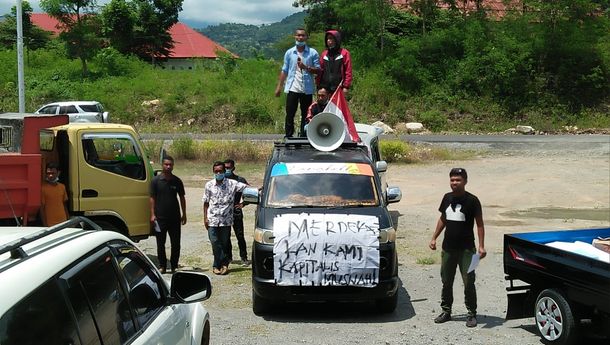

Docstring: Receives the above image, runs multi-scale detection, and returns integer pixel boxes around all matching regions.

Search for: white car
[35,101,110,123]
[0,218,211,345]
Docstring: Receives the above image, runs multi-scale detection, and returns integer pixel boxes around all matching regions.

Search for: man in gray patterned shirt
[203,161,249,275]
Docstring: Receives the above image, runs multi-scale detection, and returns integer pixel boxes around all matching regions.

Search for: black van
[243,139,402,315]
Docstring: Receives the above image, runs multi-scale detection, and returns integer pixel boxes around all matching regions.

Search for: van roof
[271,141,371,164]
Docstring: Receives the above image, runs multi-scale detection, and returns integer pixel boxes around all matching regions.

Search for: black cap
[449,167,467,180]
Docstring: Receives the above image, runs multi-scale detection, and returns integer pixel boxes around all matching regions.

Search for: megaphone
[307,112,346,152]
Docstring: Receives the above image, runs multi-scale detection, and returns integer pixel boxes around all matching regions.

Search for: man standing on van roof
[429,168,486,328]
[317,30,352,96]
[275,28,320,138]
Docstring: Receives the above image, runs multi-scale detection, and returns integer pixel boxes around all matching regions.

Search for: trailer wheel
[535,289,577,345]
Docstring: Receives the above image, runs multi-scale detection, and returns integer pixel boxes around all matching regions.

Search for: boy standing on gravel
[429,168,486,327]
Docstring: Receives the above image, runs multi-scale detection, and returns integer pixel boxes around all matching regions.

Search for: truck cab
[0,113,152,240]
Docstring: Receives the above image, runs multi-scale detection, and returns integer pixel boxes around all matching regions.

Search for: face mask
[224,169,233,177]
[214,173,224,181]
[295,40,306,47]
[317,99,328,107]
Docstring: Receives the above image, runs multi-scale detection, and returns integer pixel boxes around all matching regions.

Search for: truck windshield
[265,163,379,208]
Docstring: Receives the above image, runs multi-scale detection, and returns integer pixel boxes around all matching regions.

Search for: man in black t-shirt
[150,156,187,274]
[429,168,486,328]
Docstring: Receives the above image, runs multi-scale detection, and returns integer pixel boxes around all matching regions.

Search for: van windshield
[265,162,379,208]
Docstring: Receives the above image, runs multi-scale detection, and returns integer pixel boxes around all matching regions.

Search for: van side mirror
[376,160,388,173]
[102,111,110,123]
[386,186,402,204]
[242,187,259,205]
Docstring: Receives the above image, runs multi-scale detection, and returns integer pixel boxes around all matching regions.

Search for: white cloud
[0,0,301,26]
[181,0,300,25]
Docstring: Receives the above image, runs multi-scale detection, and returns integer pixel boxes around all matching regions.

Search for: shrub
[170,138,196,160]
[380,140,410,163]
[417,110,447,132]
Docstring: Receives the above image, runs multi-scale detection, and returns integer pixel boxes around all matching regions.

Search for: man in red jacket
[318,30,353,96]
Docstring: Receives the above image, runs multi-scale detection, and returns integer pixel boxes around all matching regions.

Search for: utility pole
[16,0,25,113]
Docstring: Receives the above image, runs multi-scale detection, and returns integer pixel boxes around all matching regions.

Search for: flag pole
[16,0,25,113]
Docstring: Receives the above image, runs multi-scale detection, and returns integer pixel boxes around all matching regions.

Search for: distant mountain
[198,11,306,59]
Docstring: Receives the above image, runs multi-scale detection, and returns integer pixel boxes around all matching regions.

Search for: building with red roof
[166,22,237,70]
[30,13,235,70]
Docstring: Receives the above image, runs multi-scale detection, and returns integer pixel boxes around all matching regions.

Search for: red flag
[323,87,360,142]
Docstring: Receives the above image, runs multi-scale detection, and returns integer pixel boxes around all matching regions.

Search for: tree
[101,0,183,63]
[101,0,137,54]
[0,1,51,50]
[40,0,101,77]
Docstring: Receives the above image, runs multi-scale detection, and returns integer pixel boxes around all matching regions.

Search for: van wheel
[535,289,577,345]
[252,290,273,316]
[376,292,398,313]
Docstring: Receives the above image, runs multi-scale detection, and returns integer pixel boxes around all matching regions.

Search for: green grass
[416,256,437,265]
[1,48,608,134]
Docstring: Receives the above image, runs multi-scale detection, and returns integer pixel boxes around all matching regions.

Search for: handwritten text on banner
[273,213,380,287]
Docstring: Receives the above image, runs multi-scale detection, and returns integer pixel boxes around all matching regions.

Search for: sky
[0,0,302,28]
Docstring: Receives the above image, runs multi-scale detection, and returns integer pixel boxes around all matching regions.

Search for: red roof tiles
[30,13,234,59]
[168,22,236,58]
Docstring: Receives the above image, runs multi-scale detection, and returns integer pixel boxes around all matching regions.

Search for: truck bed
[504,227,610,318]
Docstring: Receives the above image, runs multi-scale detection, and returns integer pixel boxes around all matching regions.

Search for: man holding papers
[429,168,486,328]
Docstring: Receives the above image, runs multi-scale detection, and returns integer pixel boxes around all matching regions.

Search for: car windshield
[265,162,379,208]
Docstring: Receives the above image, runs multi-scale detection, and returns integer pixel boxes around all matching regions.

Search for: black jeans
[227,215,248,261]
[155,219,181,270]
[285,91,313,137]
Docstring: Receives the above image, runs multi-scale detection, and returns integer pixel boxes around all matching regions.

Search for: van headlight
[378,227,396,243]
[254,227,274,244]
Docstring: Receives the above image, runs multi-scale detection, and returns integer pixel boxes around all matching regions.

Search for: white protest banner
[273,213,380,287]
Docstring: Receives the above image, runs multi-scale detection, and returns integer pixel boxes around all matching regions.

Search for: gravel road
[138,138,610,345]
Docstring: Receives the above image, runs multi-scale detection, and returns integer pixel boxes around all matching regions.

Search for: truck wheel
[376,292,398,314]
[535,289,577,345]
[92,219,128,237]
[252,290,273,316]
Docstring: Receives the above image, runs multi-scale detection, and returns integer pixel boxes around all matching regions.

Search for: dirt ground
[139,140,610,345]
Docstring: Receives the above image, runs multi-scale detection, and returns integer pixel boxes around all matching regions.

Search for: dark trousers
[227,215,248,261]
[155,219,181,270]
[440,248,477,316]
[208,226,231,269]
[285,91,313,137]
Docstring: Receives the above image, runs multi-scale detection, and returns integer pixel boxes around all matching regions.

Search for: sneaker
[434,312,451,324]
[466,315,477,327]
[241,258,251,266]
[159,267,167,274]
